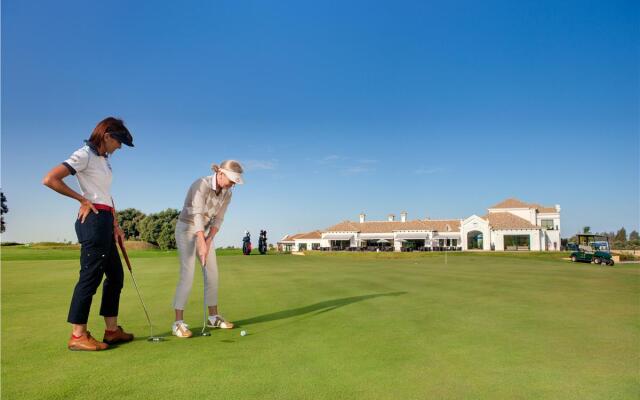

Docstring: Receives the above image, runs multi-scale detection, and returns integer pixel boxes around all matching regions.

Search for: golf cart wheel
[593,257,601,265]
[608,260,615,266]
[570,255,577,262]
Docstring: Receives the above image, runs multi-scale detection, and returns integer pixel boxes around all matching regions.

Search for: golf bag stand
[258,230,268,255]
[242,230,252,255]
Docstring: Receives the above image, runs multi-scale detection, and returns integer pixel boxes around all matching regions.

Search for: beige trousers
[172,220,218,310]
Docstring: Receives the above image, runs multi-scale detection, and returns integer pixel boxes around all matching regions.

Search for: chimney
[359,213,366,223]
[400,211,407,223]
[388,214,395,222]
[555,204,561,212]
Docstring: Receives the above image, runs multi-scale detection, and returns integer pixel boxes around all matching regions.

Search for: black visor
[109,130,134,147]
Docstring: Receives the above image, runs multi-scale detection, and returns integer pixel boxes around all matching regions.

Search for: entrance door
[467,231,483,249]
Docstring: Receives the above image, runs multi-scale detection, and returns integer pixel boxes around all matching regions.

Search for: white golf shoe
[172,321,193,338]
[207,315,235,329]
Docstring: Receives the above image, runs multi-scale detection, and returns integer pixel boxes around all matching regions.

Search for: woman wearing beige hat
[171,160,244,338]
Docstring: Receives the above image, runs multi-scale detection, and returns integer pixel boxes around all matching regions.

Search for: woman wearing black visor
[43,117,135,351]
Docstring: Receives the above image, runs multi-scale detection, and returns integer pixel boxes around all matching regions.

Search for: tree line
[565,226,640,250]
[116,208,179,250]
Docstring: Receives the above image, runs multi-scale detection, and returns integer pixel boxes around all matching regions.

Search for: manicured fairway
[2,249,639,399]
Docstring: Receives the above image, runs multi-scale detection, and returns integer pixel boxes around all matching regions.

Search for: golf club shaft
[117,237,155,338]
[201,262,208,335]
[128,269,155,336]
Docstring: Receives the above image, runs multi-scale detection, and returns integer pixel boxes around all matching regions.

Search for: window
[504,235,530,251]
[541,219,554,229]
[312,243,320,250]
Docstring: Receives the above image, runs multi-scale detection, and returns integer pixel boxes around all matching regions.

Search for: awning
[395,232,429,240]
[323,233,354,240]
[359,233,394,240]
[432,233,461,239]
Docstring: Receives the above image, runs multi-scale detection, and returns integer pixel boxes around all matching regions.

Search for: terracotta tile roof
[491,198,557,213]
[529,203,557,213]
[279,230,323,242]
[483,213,539,230]
[294,230,323,240]
[422,220,462,232]
[490,198,532,209]
[324,221,360,232]
[278,235,296,243]
[279,233,304,242]
[324,219,461,233]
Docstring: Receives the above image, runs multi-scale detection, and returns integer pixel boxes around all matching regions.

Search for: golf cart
[569,234,614,266]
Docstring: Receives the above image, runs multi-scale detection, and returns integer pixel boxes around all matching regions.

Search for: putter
[200,260,211,336]
[117,236,164,342]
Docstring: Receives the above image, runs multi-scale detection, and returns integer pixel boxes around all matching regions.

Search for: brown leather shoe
[103,326,134,344]
[68,331,109,351]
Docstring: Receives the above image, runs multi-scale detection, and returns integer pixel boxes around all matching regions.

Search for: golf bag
[242,231,252,255]
[258,230,268,255]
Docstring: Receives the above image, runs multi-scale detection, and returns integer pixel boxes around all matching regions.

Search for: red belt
[93,204,114,212]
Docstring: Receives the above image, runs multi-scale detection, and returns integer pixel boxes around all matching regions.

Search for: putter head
[147,336,164,342]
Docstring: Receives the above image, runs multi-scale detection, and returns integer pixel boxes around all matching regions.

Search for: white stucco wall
[543,230,561,251]
[536,213,560,228]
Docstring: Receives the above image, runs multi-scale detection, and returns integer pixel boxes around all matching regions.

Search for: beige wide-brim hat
[220,168,244,185]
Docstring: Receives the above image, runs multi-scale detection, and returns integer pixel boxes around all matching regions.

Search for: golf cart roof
[576,234,606,238]
[576,234,609,245]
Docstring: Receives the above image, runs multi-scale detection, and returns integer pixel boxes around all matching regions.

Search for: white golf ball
[240,330,247,336]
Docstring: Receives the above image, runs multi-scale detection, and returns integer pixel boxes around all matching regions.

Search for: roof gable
[490,198,557,213]
[484,212,539,230]
[490,198,531,209]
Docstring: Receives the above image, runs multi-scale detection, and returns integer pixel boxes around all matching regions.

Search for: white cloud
[244,159,277,171]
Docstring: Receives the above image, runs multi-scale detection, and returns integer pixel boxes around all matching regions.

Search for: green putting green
[2,249,638,399]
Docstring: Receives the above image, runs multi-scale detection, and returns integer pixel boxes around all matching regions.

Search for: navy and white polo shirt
[63,142,113,207]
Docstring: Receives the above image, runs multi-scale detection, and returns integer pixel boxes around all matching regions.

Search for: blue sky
[2,0,639,246]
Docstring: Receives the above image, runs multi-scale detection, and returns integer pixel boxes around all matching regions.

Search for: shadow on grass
[234,291,407,326]
[151,292,406,338]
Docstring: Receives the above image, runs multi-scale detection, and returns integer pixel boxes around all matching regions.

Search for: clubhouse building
[278,198,561,252]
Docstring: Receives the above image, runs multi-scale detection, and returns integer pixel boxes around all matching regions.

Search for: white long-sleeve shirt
[178,174,232,233]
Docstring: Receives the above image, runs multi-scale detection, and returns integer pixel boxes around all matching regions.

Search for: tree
[630,230,639,242]
[582,226,591,234]
[615,227,627,243]
[138,208,179,249]
[0,191,7,233]
[116,208,146,240]
[157,219,178,250]
[138,214,159,244]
